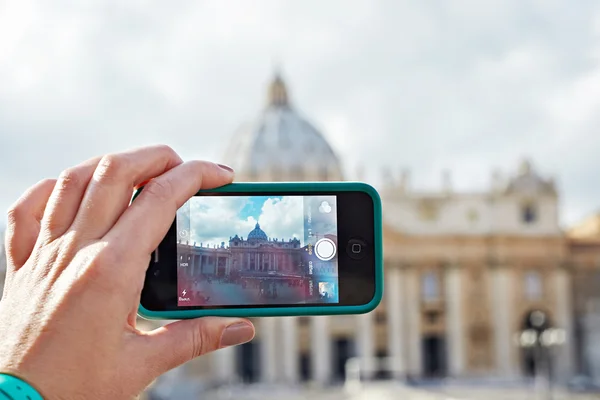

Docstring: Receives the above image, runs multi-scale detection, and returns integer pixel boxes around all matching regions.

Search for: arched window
[422,271,439,302]
[524,271,542,300]
[521,202,537,224]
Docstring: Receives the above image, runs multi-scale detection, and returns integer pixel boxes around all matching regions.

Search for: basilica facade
[182,72,600,387]
[177,223,303,280]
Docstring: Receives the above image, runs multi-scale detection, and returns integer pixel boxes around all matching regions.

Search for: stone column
[406,267,422,376]
[445,264,465,376]
[280,317,299,383]
[356,311,375,379]
[212,347,237,384]
[310,316,332,384]
[387,266,405,378]
[583,300,600,381]
[491,266,514,377]
[554,267,574,381]
[260,318,278,383]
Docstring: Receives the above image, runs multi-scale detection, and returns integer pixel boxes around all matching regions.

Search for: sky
[186,195,304,246]
[1,0,600,228]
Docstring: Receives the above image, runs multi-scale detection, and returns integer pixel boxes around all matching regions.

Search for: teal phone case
[136,181,383,319]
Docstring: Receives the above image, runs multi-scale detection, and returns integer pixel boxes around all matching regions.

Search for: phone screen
[175,195,339,307]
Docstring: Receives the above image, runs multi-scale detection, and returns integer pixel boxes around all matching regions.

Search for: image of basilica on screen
[177,218,338,307]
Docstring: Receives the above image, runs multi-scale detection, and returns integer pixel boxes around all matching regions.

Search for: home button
[346,238,367,260]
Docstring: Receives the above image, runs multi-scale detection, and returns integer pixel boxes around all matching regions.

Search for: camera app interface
[176,195,339,306]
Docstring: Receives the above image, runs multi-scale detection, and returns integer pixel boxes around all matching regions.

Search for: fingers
[139,317,254,375]
[71,145,183,240]
[106,160,234,258]
[40,156,101,243]
[5,179,57,270]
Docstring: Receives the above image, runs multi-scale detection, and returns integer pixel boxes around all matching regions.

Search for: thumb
[140,317,255,375]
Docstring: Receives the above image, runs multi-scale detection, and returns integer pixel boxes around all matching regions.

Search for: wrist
[0,373,44,400]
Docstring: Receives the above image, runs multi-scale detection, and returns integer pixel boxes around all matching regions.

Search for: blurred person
[0,145,255,399]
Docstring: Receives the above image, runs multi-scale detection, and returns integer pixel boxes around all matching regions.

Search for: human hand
[0,145,255,399]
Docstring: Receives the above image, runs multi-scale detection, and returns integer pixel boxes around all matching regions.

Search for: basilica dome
[222,73,344,182]
[247,222,268,241]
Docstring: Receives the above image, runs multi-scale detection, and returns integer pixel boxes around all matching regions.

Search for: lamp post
[515,311,566,400]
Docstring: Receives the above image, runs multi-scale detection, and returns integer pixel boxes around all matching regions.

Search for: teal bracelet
[0,374,43,400]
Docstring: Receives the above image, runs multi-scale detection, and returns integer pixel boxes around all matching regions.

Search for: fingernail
[217,163,234,173]
[220,322,254,347]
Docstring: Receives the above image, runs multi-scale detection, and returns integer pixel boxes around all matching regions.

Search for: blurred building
[568,214,600,380]
[178,225,303,279]
[1,73,600,393]
[149,73,600,388]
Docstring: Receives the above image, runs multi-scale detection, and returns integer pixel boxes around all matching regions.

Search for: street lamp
[514,310,566,400]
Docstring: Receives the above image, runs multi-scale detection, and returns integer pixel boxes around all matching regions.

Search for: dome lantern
[222,71,344,182]
[267,73,289,107]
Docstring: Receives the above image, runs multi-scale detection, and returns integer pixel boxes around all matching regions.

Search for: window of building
[421,271,439,301]
[466,208,479,223]
[426,310,440,324]
[521,202,537,224]
[418,200,439,222]
[524,271,542,300]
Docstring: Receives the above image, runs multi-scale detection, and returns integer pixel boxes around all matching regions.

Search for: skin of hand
[0,145,255,399]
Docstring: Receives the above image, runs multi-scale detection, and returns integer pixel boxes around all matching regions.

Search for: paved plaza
[172,383,600,400]
[188,279,308,305]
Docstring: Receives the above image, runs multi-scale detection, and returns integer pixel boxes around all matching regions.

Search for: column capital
[396,260,414,270]
[487,256,512,269]
[557,259,574,271]
[385,259,410,270]
[442,260,462,270]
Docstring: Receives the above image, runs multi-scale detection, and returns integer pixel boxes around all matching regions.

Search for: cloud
[0,0,600,229]
[188,195,304,247]
[188,196,255,246]
[257,196,304,242]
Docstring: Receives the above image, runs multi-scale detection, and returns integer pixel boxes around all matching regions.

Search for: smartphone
[137,182,383,319]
